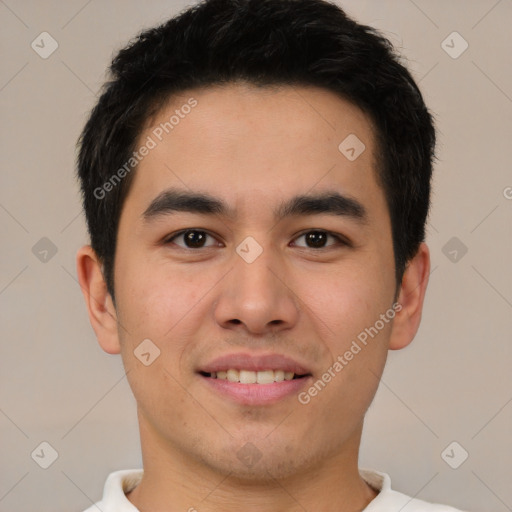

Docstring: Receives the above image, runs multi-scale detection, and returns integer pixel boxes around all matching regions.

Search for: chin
[194,435,326,484]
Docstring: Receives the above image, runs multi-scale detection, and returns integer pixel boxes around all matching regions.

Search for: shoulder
[81,469,143,512]
[360,468,468,512]
[380,492,468,512]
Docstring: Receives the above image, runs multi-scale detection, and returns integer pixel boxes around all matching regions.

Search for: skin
[77,82,430,512]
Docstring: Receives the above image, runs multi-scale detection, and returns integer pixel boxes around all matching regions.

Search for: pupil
[185,230,206,248]
[307,231,326,248]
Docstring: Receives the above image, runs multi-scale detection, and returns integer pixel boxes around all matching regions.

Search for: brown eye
[166,229,218,249]
[293,230,347,249]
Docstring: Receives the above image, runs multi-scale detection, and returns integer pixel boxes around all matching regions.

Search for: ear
[389,242,430,350]
[76,245,121,354]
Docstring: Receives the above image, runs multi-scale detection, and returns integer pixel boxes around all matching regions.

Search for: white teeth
[211,369,299,384]
[240,370,257,384]
[227,369,239,382]
[256,370,274,384]
[274,370,285,382]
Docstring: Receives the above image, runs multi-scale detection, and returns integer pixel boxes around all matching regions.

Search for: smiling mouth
[199,369,311,384]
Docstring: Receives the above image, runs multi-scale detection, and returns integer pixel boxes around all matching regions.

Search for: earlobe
[76,245,121,354]
[388,243,430,350]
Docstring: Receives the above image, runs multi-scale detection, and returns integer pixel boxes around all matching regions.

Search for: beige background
[1,1,511,511]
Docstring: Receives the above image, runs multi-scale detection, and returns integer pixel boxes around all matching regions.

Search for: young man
[75,0,465,510]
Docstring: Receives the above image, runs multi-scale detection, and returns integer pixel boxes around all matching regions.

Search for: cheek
[300,267,393,420]
[116,253,206,339]
[300,260,393,341]
[115,260,215,392]
[114,265,199,416]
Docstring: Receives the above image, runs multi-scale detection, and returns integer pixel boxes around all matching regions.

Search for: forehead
[124,82,383,220]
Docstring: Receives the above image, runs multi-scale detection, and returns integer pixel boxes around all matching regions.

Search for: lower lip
[199,374,312,405]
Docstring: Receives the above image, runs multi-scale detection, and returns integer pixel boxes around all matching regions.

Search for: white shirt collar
[85,467,462,511]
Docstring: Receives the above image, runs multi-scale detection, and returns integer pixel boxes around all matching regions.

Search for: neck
[127,413,378,512]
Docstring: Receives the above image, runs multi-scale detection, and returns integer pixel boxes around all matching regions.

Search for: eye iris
[306,231,327,248]
[178,231,331,249]
[185,230,206,248]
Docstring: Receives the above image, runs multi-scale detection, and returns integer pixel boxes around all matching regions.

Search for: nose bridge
[235,238,279,295]
[214,237,299,332]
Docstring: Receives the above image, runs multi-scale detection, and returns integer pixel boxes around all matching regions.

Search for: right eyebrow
[141,188,235,222]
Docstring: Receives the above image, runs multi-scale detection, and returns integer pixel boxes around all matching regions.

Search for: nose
[213,244,300,335]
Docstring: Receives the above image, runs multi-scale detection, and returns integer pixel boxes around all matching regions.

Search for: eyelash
[163,229,351,250]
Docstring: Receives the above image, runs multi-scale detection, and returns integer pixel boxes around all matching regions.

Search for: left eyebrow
[274,191,367,224]
[141,187,368,224]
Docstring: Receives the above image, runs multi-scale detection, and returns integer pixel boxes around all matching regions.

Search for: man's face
[112,83,397,480]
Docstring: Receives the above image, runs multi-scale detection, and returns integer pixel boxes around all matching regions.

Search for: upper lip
[198,352,312,375]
